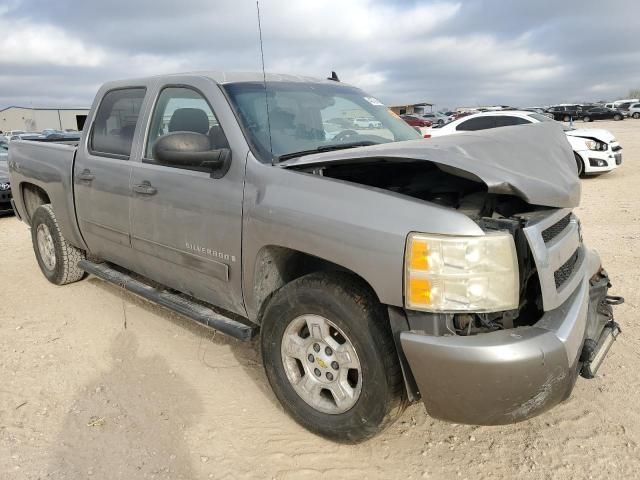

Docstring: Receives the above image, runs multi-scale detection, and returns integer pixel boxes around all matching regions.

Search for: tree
[629,88,640,99]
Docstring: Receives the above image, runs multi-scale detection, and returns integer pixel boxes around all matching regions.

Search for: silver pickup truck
[8,72,622,442]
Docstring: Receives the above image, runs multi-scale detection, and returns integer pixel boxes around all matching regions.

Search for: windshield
[223,81,421,162]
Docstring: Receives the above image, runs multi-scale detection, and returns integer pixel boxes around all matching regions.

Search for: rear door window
[494,116,531,127]
[456,116,496,131]
[90,88,146,159]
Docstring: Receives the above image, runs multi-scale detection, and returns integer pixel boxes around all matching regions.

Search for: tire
[633,113,640,119]
[582,116,591,122]
[575,152,585,177]
[261,271,405,443]
[563,115,571,122]
[31,204,87,285]
[614,114,622,121]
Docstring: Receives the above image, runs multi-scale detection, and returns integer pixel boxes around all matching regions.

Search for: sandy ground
[1,120,639,480]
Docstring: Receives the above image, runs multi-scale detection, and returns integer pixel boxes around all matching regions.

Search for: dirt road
[1,120,638,479]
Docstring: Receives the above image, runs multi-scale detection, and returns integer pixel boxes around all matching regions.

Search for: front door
[74,87,146,267]
[129,82,245,315]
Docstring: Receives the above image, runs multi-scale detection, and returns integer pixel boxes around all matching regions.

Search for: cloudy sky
[1,0,639,111]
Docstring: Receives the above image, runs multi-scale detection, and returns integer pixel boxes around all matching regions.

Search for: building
[389,102,433,115]
[0,106,89,133]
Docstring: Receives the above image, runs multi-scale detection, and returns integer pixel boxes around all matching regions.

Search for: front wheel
[614,114,623,121]
[633,112,640,119]
[583,116,591,122]
[261,271,405,443]
[563,115,571,122]
[575,152,585,177]
[31,204,86,285]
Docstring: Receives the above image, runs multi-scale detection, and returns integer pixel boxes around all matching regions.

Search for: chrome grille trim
[522,208,584,311]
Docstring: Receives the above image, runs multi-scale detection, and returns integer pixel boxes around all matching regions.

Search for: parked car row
[545,105,625,122]
[1,129,80,143]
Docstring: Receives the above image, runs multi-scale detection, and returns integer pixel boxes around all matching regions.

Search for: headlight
[585,139,608,151]
[405,232,519,312]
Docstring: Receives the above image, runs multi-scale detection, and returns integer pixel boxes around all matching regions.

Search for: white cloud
[0,16,106,67]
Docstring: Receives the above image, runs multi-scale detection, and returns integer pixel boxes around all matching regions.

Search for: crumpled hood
[281,122,580,208]
[565,128,616,143]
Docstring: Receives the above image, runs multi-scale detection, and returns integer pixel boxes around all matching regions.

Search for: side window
[145,87,228,163]
[90,88,146,158]
[456,116,495,131]
[495,116,531,127]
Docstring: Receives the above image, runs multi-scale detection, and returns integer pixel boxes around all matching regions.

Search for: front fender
[241,155,484,319]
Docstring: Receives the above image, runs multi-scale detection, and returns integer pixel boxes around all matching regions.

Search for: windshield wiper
[276,141,378,162]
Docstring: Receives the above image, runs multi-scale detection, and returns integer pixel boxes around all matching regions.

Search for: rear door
[74,87,148,267]
[128,77,247,315]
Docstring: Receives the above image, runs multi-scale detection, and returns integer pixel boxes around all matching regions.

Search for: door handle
[133,181,157,196]
[78,169,95,182]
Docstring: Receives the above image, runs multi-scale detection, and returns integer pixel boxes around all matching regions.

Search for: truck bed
[8,140,86,249]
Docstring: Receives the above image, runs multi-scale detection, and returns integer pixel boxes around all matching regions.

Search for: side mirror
[153,131,231,178]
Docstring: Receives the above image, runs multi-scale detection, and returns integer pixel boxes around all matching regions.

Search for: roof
[0,106,89,112]
[103,71,350,87]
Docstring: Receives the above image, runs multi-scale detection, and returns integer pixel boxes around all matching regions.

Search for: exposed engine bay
[297,158,547,335]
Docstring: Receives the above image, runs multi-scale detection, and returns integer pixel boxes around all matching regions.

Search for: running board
[78,260,257,341]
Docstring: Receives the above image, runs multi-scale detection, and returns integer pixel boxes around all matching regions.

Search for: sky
[1,0,639,111]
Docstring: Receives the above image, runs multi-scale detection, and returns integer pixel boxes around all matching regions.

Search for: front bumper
[0,186,13,214]
[576,149,621,174]
[400,249,621,425]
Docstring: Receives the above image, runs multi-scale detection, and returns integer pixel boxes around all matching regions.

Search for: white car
[429,110,622,176]
[352,117,382,128]
[628,102,640,119]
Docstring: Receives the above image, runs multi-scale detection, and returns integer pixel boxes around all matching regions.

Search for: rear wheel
[614,114,623,121]
[31,204,86,285]
[575,152,585,177]
[583,116,591,122]
[563,115,571,122]
[633,112,640,119]
[261,271,405,443]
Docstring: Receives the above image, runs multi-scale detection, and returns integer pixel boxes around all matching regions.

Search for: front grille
[554,249,579,289]
[0,191,12,202]
[542,214,571,243]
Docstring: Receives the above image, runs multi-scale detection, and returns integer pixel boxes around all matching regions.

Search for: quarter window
[145,87,228,163]
[90,88,146,158]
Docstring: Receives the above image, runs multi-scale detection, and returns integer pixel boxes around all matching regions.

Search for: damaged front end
[282,122,622,425]
[394,208,622,425]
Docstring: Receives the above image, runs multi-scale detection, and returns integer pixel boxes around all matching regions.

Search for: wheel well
[252,246,379,323]
[21,183,50,222]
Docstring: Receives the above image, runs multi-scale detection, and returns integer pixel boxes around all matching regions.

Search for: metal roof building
[0,106,89,133]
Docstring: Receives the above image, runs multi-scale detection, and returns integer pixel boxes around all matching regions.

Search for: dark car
[581,106,624,122]
[546,105,583,122]
[0,139,13,215]
[400,114,432,127]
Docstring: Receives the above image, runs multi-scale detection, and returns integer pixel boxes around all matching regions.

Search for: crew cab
[8,72,622,442]
[429,110,623,176]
